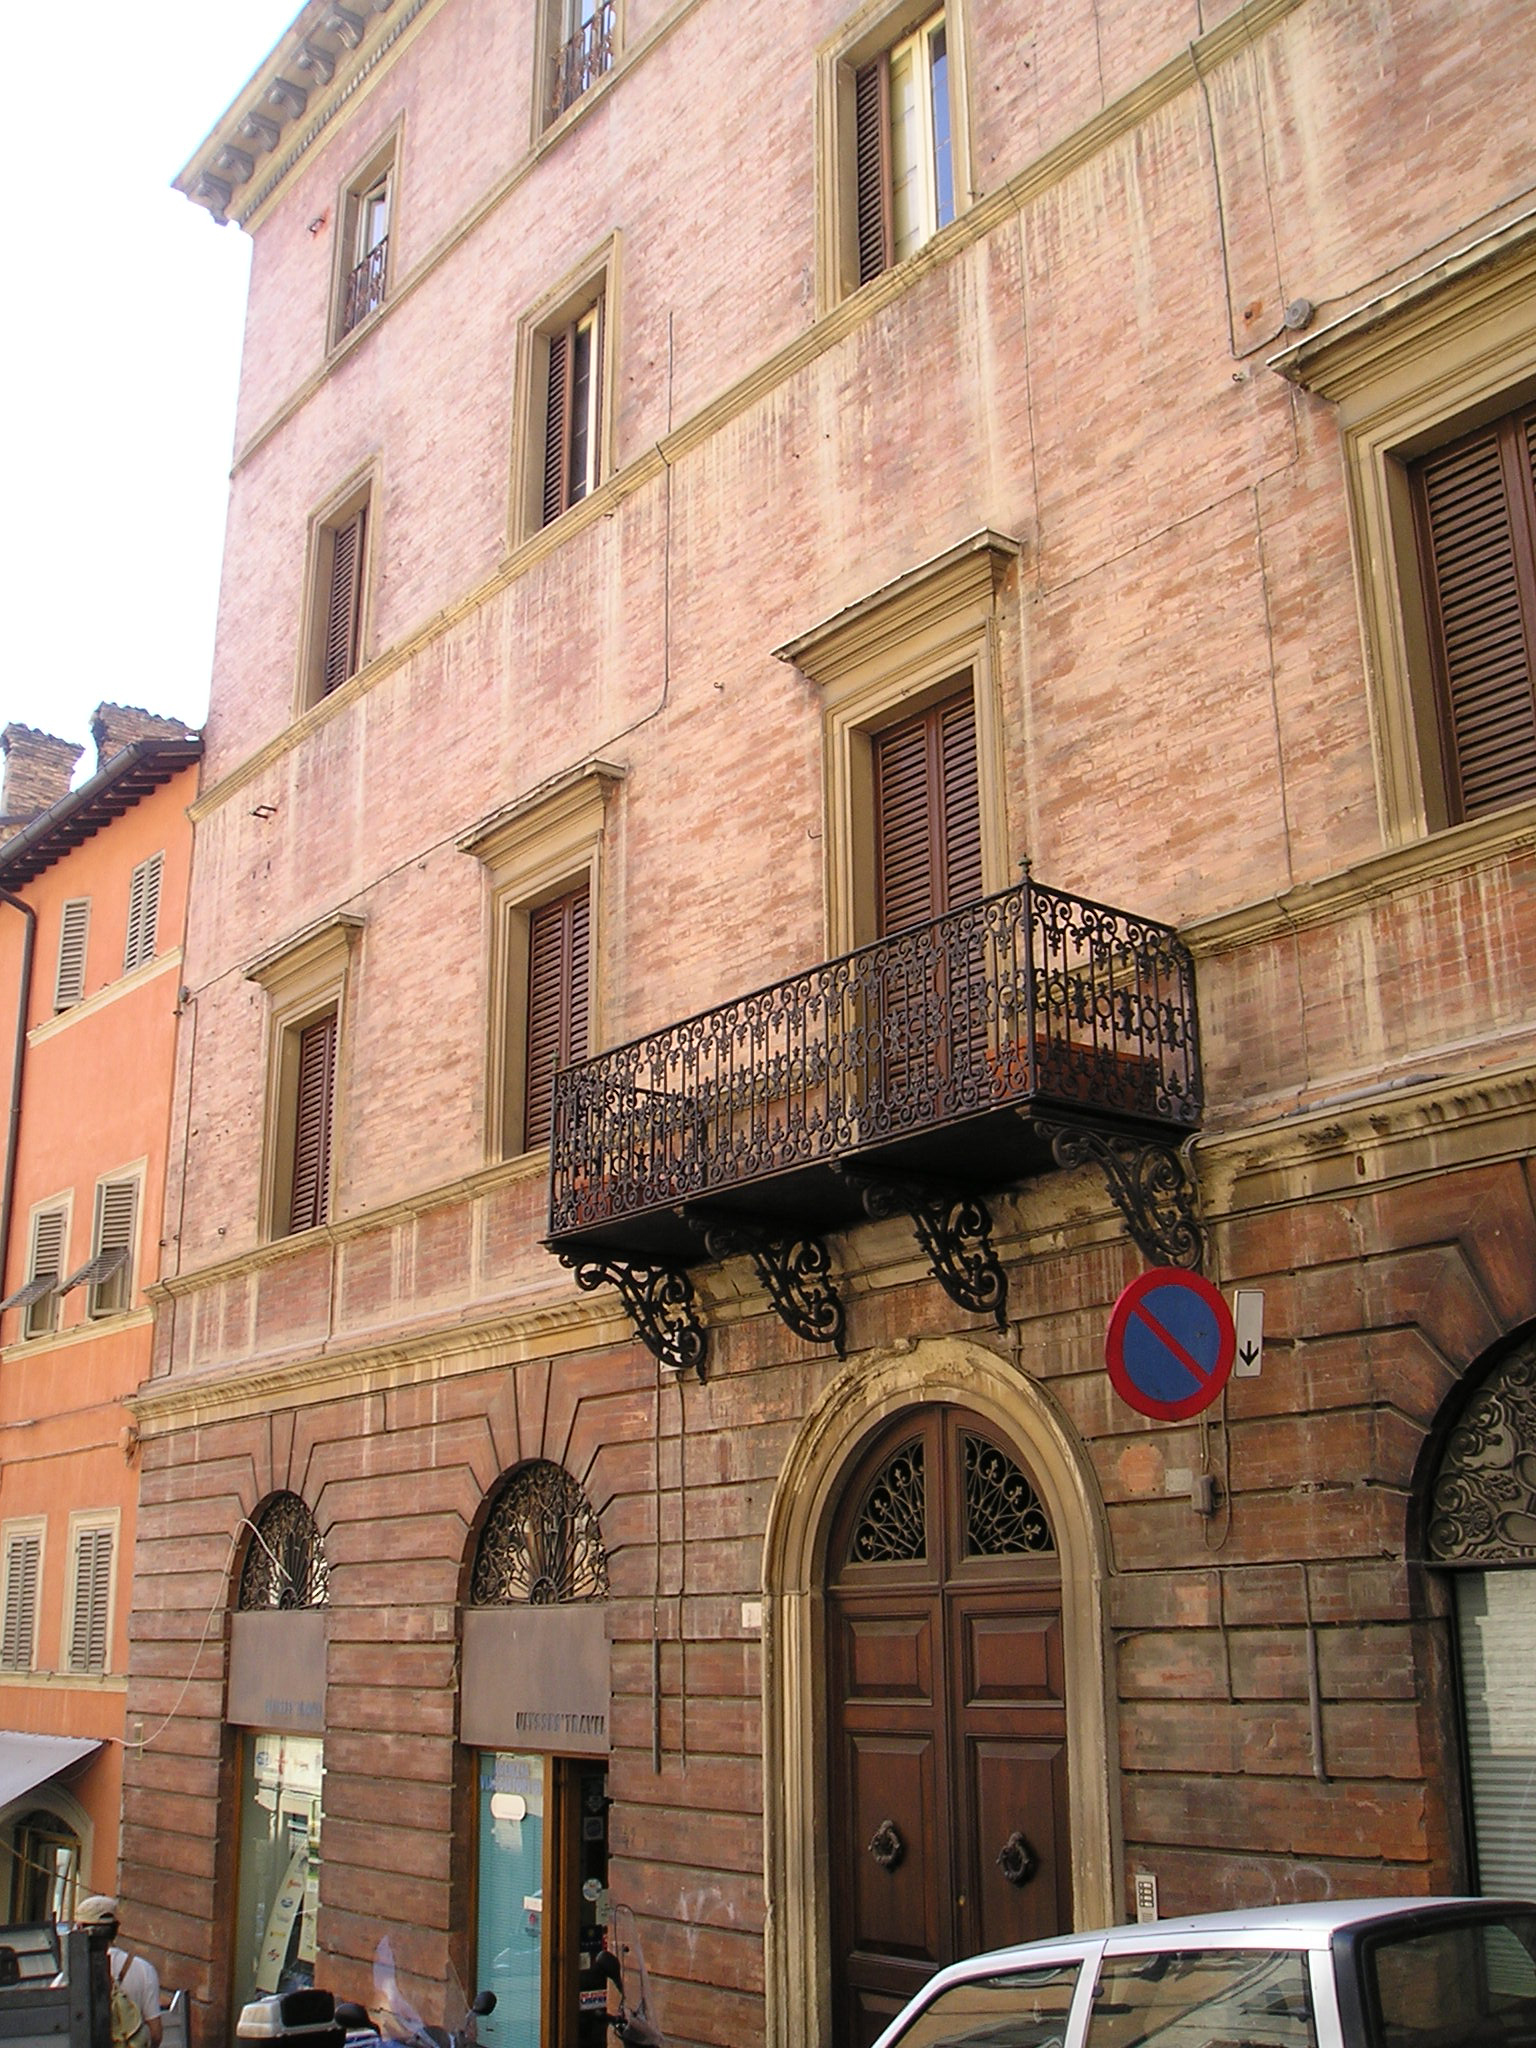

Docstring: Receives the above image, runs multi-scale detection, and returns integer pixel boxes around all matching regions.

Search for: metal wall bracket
[558,1253,708,1379]
[686,1214,847,1356]
[1038,1122,1204,1270]
[838,1169,1007,1329]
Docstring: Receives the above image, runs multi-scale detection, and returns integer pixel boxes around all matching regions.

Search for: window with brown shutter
[320,507,367,696]
[288,1012,338,1234]
[54,899,90,1011]
[873,690,982,933]
[523,884,590,1151]
[1412,402,1536,822]
[852,9,955,289]
[541,302,602,526]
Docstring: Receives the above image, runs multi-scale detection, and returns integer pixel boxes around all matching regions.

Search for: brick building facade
[136,1,1536,2044]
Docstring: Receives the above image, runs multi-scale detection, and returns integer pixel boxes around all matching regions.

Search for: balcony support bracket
[558,1252,708,1380]
[1038,1121,1204,1271]
[685,1213,847,1357]
[839,1169,1007,1330]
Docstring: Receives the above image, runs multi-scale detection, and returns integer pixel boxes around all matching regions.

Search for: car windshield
[886,1961,1081,2047]
[1361,1910,1536,2047]
[1083,1947,1317,2047]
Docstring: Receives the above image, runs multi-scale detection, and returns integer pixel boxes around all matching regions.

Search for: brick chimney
[91,702,194,768]
[1,726,83,835]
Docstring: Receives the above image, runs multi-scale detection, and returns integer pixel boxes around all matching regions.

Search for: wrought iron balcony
[340,238,388,338]
[546,873,1202,1373]
[549,2,615,121]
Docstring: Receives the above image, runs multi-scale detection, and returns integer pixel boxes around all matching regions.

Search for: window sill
[0,1668,127,1694]
[27,949,183,1049]
[533,59,621,158]
[1,1306,153,1364]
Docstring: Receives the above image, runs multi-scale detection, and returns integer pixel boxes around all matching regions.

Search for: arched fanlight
[237,1491,330,1610]
[471,1461,608,1605]
[1427,1336,1536,1565]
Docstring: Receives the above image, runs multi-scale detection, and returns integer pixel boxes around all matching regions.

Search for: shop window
[1425,1329,1536,1894]
[817,0,973,311]
[123,853,163,974]
[513,244,617,543]
[0,1523,43,1674]
[54,899,90,1011]
[231,1734,324,2011]
[0,1202,70,1342]
[8,1811,80,1923]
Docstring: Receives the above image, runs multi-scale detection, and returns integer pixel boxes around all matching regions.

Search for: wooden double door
[828,1408,1072,2048]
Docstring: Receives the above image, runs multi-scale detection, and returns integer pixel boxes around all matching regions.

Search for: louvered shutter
[1415,407,1536,821]
[321,509,367,696]
[288,1013,338,1233]
[854,55,894,285]
[55,900,90,1010]
[1,1535,40,1671]
[68,1527,113,1676]
[543,326,573,526]
[123,854,163,974]
[523,884,590,1149]
[24,1208,66,1339]
[89,1178,137,1315]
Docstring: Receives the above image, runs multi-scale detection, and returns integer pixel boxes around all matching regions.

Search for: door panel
[844,1610,936,1703]
[961,1737,1071,1955]
[845,1733,946,1961]
[962,1607,1059,1703]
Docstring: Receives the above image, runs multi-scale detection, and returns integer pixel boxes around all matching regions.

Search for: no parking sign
[1105,1268,1235,1420]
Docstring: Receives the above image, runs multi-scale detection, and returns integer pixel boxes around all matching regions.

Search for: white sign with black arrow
[1233,1289,1264,1376]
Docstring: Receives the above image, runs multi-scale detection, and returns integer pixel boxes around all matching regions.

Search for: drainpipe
[0,888,36,1304]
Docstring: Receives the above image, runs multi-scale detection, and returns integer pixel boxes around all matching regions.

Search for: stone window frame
[775,529,1018,956]
[509,236,621,548]
[814,0,976,315]
[459,759,624,1162]
[62,1508,118,1678]
[1271,215,1536,847]
[328,118,404,353]
[295,461,381,716]
[17,1194,73,1344]
[245,912,364,1241]
[532,0,625,146]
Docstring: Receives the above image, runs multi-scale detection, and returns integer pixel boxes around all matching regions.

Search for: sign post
[1105,1268,1236,1420]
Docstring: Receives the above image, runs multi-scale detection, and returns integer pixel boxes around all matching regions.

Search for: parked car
[870,1897,1536,2048]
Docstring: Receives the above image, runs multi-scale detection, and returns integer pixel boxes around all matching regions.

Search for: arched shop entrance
[827,1407,1071,2048]
[461,1460,611,2048]
[1424,1330,1536,1897]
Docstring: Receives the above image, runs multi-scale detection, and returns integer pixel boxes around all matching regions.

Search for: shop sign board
[227,1609,328,1731]
[461,1603,611,1754]
[1105,1268,1235,1420]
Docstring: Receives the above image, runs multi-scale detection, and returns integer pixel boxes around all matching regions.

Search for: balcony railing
[549,2,615,121]
[548,875,1200,1259]
[340,238,388,338]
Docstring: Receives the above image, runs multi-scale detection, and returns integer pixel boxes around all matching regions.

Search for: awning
[58,1248,127,1296]
[0,1733,101,1810]
[0,1277,56,1314]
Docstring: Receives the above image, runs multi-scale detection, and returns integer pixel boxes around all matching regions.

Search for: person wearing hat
[75,1898,162,2048]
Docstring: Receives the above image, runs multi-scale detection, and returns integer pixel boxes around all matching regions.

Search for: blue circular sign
[1105,1268,1235,1420]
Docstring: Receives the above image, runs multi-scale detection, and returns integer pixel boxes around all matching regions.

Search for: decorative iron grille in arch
[471,1461,609,1605]
[237,1492,330,1610]
[1427,1336,1536,1565]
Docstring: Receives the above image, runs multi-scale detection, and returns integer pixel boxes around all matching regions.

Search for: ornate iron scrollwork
[868,1819,905,1872]
[996,1830,1037,1887]
[841,1169,1007,1328]
[472,1461,609,1605]
[238,1491,329,1611]
[964,1433,1054,1557]
[559,1252,708,1380]
[1428,1338,1536,1563]
[694,1218,847,1356]
[849,1437,926,1563]
[1038,1122,1204,1271]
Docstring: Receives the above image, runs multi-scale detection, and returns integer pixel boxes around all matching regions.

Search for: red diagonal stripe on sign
[1130,1302,1212,1386]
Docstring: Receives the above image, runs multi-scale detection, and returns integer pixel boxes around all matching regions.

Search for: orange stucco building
[0,712,199,1910]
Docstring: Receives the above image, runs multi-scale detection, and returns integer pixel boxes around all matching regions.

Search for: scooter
[593,1907,664,2048]
[334,1940,495,2048]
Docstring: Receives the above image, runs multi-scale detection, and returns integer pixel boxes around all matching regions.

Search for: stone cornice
[243,909,364,992]
[1183,798,1536,954]
[457,758,627,865]
[773,530,1020,683]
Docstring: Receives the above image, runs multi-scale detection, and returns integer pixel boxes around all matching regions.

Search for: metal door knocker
[997,1830,1037,1887]
[868,1818,905,1872]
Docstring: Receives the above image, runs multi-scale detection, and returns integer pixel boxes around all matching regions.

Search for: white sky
[1,1,303,771]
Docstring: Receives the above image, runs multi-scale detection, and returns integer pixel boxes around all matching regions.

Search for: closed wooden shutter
[55,899,90,1010]
[523,884,590,1148]
[24,1208,66,1339]
[123,853,163,974]
[90,1178,137,1316]
[68,1527,113,1676]
[289,1013,338,1233]
[1,1534,40,1672]
[321,508,367,696]
[543,326,573,525]
[1415,405,1536,821]
[854,55,894,285]
[874,691,982,933]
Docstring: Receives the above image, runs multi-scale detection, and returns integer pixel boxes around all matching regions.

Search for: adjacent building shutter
[873,692,982,933]
[123,853,163,974]
[1,1535,40,1672]
[543,327,573,525]
[523,884,590,1148]
[24,1208,66,1339]
[90,1177,138,1315]
[68,1527,113,1676]
[1415,406,1536,821]
[854,55,894,285]
[289,1013,338,1233]
[55,899,90,1010]
[321,508,367,696]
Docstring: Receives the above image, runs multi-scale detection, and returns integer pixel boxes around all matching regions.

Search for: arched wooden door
[827,1407,1072,2048]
